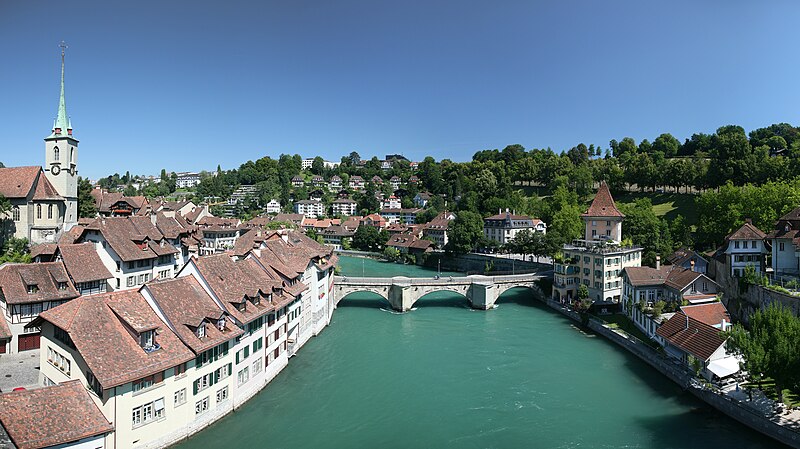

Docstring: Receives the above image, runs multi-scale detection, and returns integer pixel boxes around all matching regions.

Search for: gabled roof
[582,182,624,218]
[145,276,243,353]
[666,247,707,267]
[81,217,178,262]
[32,173,63,200]
[0,381,113,449]
[0,262,79,305]
[656,312,726,361]
[58,243,114,284]
[726,221,766,241]
[32,290,194,388]
[623,265,673,287]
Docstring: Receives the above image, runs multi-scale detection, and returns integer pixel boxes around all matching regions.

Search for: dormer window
[252,295,260,306]
[237,300,247,313]
[197,324,206,339]
[58,282,67,291]
[27,284,39,294]
[217,317,226,331]
[140,330,160,352]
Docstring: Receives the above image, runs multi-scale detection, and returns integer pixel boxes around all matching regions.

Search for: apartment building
[720,220,767,277]
[552,182,643,308]
[332,198,357,217]
[483,210,546,245]
[294,200,325,219]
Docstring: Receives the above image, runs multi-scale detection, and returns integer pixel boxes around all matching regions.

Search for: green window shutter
[236,352,240,364]
[214,371,219,383]
[245,346,249,358]
[252,341,256,352]
[227,363,232,375]
[193,380,198,395]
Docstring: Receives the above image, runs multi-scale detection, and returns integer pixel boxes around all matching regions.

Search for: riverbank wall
[541,298,800,448]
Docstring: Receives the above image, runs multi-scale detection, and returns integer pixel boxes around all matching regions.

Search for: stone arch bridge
[334,272,549,312]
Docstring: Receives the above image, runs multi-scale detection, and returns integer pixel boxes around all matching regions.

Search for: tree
[549,204,583,243]
[725,303,800,404]
[77,177,97,218]
[653,133,680,157]
[0,194,9,246]
[123,185,138,197]
[383,246,402,262]
[352,226,387,252]
[445,211,483,255]
[311,157,325,175]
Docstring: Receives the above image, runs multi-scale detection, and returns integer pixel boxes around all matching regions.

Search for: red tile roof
[32,290,195,388]
[681,302,730,328]
[144,276,243,353]
[80,217,178,262]
[0,380,113,449]
[725,221,766,241]
[32,174,63,201]
[582,182,624,218]
[0,262,79,305]
[0,166,41,199]
[656,312,726,361]
[0,315,10,340]
[58,243,114,284]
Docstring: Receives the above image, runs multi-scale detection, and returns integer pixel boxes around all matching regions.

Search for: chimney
[744,218,752,225]
[656,255,661,270]
[685,312,689,330]
[690,259,695,272]
[721,318,727,330]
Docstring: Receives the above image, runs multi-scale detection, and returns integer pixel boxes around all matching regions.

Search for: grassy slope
[614,192,699,227]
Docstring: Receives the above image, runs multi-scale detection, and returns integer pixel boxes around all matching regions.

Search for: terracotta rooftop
[81,217,178,262]
[0,166,42,199]
[31,290,194,388]
[58,243,114,284]
[145,276,243,353]
[0,316,10,340]
[656,312,726,361]
[32,174,63,201]
[681,302,730,328]
[726,221,766,241]
[0,380,113,449]
[0,262,79,305]
[582,182,624,218]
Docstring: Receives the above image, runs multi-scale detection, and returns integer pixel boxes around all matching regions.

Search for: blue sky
[1,1,799,179]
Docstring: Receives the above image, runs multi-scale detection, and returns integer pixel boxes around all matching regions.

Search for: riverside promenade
[543,298,800,448]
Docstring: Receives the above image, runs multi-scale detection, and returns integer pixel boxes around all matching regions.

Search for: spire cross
[59,41,68,57]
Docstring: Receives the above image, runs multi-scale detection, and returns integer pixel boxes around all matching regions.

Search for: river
[174,256,777,448]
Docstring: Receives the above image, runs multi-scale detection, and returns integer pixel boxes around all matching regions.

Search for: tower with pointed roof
[581,181,624,243]
[44,42,78,229]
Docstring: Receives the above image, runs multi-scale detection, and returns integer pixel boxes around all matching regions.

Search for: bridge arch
[336,289,392,308]
[495,285,544,306]
[412,289,471,308]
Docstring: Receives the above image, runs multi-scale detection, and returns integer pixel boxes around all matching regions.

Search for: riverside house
[552,182,643,309]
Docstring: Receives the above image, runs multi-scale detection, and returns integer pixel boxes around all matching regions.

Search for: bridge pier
[469,277,497,310]
[388,277,415,312]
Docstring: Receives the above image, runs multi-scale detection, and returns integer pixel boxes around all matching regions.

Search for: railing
[335,272,545,285]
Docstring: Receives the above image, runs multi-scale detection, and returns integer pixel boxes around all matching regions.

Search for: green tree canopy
[445,211,483,255]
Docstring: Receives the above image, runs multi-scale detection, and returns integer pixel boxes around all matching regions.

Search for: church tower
[44,42,78,228]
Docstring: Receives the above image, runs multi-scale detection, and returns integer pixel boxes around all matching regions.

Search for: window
[743,241,748,249]
[734,241,740,249]
[139,330,156,349]
[12,206,19,222]
[195,397,209,415]
[174,362,187,377]
[252,357,263,375]
[237,367,250,386]
[236,346,250,364]
[132,398,165,428]
[252,337,263,353]
[197,324,206,339]
[47,347,71,374]
[57,282,66,290]
[47,204,53,219]
[86,370,103,397]
[216,386,229,403]
[54,326,75,349]
[132,372,163,393]
[174,388,187,406]
[54,146,60,160]
[127,276,136,287]
[752,241,758,248]
[158,269,170,280]
[127,262,134,270]
[36,204,41,219]
[27,284,38,294]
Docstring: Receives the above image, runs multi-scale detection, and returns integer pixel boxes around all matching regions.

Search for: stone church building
[0,45,78,245]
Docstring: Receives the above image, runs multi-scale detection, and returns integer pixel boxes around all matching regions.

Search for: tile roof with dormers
[30,290,195,388]
[582,182,624,218]
[0,380,113,449]
[190,255,281,325]
[80,217,179,262]
[144,276,243,354]
[656,312,726,361]
[0,262,79,305]
[57,243,114,284]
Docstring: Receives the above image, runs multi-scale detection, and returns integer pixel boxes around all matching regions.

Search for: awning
[707,357,741,378]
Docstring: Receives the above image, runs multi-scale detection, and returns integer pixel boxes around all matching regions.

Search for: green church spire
[51,41,71,137]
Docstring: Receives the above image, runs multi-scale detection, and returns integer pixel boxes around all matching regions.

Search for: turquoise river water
[175,256,779,448]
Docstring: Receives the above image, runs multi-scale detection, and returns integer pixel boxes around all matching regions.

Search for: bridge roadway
[334,271,550,312]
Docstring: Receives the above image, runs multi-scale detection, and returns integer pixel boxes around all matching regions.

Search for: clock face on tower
[51,165,61,175]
